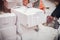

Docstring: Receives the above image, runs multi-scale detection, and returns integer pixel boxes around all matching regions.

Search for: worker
[21,0,38,8]
[23,0,29,6]
[39,0,57,14]
[39,0,45,11]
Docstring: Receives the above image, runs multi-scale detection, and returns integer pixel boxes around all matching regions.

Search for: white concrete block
[0,13,16,25]
[0,25,16,40]
[25,8,46,27]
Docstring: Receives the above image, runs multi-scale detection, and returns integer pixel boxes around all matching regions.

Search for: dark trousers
[51,3,60,19]
[58,35,60,40]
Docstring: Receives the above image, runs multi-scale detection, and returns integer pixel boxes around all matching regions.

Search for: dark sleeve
[51,3,60,19]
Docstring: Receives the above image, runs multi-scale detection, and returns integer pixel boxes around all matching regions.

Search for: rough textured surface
[21,24,58,40]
